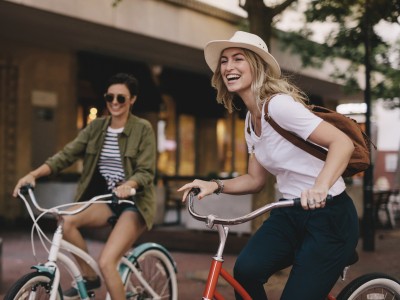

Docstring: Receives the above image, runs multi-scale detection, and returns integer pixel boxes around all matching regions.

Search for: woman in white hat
[179,31,359,299]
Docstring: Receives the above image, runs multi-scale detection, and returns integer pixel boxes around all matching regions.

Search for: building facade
[0,0,364,221]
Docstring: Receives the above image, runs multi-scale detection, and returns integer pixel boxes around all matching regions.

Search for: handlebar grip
[291,194,333,207]
[20,184,34,195]
[190,187,200,196]
[293,198,301,207]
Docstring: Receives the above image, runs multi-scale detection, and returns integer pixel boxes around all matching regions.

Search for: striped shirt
[98,127,125,190]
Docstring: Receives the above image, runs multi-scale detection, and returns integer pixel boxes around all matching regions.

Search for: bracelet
[211,179,224,195]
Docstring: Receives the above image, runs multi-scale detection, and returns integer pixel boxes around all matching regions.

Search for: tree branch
[272,0,298,16]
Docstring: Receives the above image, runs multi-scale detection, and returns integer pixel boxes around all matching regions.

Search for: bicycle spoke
[123,248,177,300]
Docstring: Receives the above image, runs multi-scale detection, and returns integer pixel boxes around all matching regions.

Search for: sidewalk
[1,226,400,299]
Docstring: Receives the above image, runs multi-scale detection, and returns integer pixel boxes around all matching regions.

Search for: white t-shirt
[245,94,346,199]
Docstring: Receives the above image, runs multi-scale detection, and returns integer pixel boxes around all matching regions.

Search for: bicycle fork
[202,224,251,300]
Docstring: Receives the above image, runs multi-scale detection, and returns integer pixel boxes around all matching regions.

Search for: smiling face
[220,47,253,97]
[105,83,136,120]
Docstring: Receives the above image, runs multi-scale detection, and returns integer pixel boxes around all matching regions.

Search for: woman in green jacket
[13,73,156,300]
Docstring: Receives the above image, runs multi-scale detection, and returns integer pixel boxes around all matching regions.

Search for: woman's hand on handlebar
[13,173,36,197]
[113,183,136,199]
[300,187,328,210]
[177,179,217,202]
[13,164,51,198]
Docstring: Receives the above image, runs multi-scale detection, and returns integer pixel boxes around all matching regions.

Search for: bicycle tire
[336,272,400,300]
[122,247,178,300]
[4,271,62,300]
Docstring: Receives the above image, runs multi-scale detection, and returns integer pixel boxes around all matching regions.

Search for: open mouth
[226,74,240,82]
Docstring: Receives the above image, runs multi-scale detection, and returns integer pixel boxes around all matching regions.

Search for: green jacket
[45,113,157,229]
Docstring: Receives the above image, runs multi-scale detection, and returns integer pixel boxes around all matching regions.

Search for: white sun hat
[204,31,281,78]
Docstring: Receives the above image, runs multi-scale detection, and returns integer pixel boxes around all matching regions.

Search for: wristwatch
[211,179,224,195]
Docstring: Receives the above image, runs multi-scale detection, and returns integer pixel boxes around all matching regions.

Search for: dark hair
[106,73,139,97]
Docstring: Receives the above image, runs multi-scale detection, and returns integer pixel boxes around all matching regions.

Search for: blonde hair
[211,48,309,113]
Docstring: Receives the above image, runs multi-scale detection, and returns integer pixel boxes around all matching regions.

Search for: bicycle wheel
[4,271,62,300]
[337,272,400,300]
[123,248,178,300]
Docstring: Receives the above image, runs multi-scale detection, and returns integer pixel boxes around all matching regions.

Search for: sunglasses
[104,93,128,104]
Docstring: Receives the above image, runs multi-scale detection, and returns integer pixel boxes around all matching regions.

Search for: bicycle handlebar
[187,188,332,229]
[18,184,136,217]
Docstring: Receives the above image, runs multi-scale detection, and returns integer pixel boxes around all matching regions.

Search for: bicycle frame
[187,191,343,300]
[35,228,103,300]
[202,223,345,300]
[202,223,251,300]
[188,192,296,300]
[33,224,174,300]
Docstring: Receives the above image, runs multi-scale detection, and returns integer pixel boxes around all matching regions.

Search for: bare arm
[177,154,268,201]
[13,164,52,197]
[301,120,354,209]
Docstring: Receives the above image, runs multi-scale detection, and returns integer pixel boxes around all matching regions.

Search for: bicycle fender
[127,242,178,273]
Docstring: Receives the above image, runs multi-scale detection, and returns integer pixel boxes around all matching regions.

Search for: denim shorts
[107,202,140,227]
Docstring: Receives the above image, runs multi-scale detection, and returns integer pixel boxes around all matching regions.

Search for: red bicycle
[187,189,400,300]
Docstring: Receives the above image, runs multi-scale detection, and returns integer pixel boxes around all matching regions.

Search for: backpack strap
[264,97,328,161]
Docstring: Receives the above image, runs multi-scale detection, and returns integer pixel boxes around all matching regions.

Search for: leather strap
[264,96,327,162]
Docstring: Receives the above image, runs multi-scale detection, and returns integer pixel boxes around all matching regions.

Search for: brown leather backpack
[264,99,375,178]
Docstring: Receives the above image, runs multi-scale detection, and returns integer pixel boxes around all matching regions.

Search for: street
[1,227,400,299]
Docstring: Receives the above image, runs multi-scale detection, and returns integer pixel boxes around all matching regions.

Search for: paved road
[1,228,400,299]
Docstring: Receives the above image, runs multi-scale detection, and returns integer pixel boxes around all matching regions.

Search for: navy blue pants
[234,191,359,300]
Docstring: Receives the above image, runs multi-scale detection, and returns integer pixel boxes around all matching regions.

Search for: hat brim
[204,40,281,78]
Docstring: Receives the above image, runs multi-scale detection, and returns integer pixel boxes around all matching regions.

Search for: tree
[240,0,298,47]
[278,0,400,251]
[279,0,400,104]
